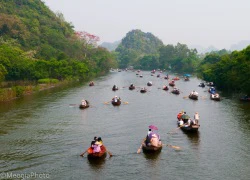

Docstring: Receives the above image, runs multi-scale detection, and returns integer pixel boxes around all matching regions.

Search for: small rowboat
[79,100,89,109]
[112,87,119,91]
[87,145,107,160]
[210,93,220,101]
[180,124,200,132]
[89,82,94,86]
[142,143,162,153]
[189,94,198,100]
[140,89,147,93]
[169,82,175,87]
[147,82,153,86]
[172,77,180,80]
[171,89,180,95]
[178,121,200,132]
[184,77,189,81]
[112,99,121,106]
[129,86,135,90]
[162,86,169,91]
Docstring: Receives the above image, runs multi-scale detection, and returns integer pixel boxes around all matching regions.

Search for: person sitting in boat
[95,137,103,146]
[179,119,184,126]
[113,85,117,89]
[177,111,183,120]
[187,118,192,127]
[112,96,120,102]
[92,137,103,153]
[145,129,152,146]
[91,136,97,146]
[81,99,87,106]
[130,83,134,87]
[150,133,161,147]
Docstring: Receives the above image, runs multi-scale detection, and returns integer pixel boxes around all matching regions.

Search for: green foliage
[12,85,25,97]
[158,43,199,73]
[198,45,250,94]
[115,29,163,68]
[0,0,118,89]
[38,78,59,84]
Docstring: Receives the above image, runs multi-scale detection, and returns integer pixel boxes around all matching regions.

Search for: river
[0,71,250,180]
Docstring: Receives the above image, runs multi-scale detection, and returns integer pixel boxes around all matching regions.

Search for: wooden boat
[189,94,198,100]
[129,86,135,90]
[180,124,200,132]
[208,87,216,94]
[111,99,121,106]
[157,74,160,78]
[164,76,169,80]
[139,75,143,78]
[207,82,214,86]
[198,82,205,88]
[89,82,94,86]
[140,88,147,93]
[162,85,169,91]
[169,82,175,87]
[79,100,89,109]
[171,89,180,95]
[147,81,153,86]
[87,145,107,160]
[112,86,119,91]
[210,93,220,101]
[142,143,162,153]
[172,77,180,80]
[177,121,200,132]
[184,77,189,81]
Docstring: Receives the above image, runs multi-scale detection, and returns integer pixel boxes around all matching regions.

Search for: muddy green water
[0,71,250,180]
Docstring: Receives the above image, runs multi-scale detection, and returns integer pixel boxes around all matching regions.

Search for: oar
[104,101,111,104]
[80,149,88,157]
[167,127,181,134]
[123,101,129,104]
[106,148,113,157]
[137,144,143,154]
[137,139,146,154]
[69,104,78,106]
[166,144,181,150]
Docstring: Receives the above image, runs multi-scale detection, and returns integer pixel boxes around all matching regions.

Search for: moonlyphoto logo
[0,172,50,179]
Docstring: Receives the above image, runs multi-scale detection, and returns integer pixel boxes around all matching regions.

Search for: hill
[0,0,117,83]
[115,29,163,68]
[100,40,121,51]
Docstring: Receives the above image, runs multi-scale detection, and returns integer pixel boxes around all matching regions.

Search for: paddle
[104,101,111,104]
[80,149,88,157]
[166,144,181,150]
[137,139,146,154]
[106,148,113,157]
[123,101,129,104]
[137,144,143,154]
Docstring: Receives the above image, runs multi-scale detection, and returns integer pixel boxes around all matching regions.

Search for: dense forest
[115,29,163,69]
[0,0,117,84]
[197,46,250,94]
[115,29,200,73]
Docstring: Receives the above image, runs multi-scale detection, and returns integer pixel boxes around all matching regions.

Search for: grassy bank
[0,79,69,102]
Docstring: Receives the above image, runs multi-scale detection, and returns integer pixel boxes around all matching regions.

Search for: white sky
[42,0,250,49]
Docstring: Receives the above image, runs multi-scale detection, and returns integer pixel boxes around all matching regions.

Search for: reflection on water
[143,151,161,161]
[88,158,106,170]
[185,131,200,145]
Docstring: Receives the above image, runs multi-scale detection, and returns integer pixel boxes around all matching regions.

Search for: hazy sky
[42,0,250,49]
